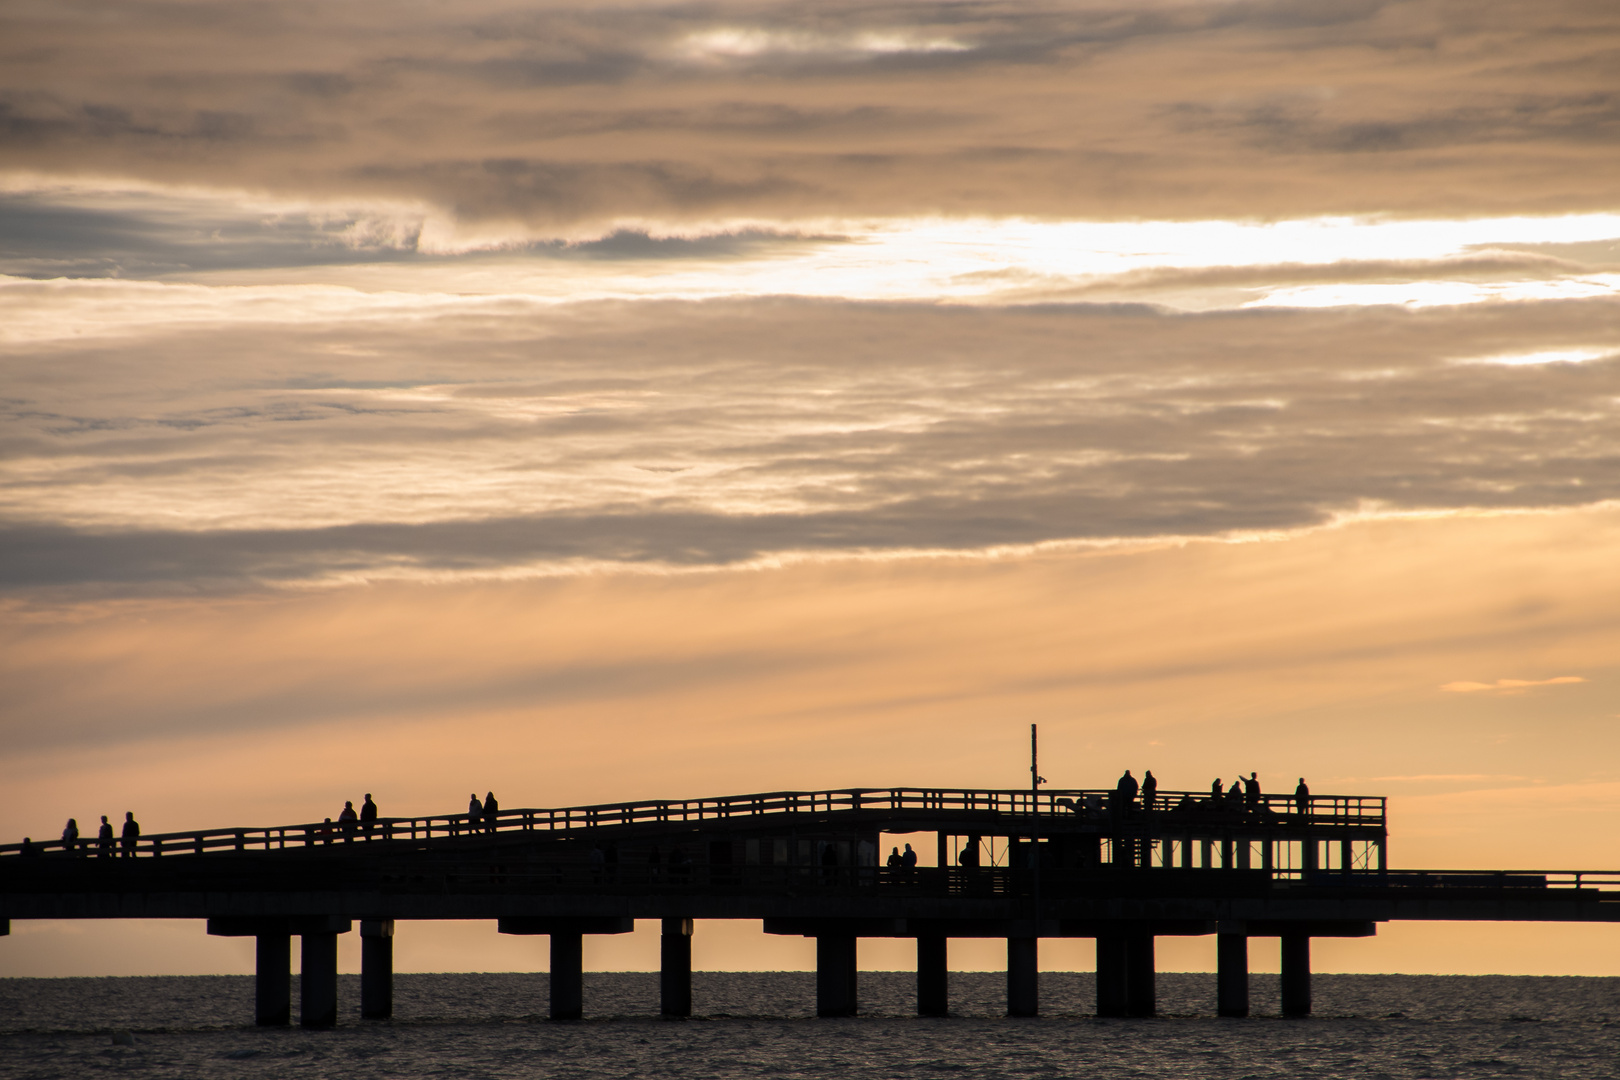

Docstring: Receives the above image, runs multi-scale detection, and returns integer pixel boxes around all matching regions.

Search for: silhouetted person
[822,841,840,883]
[902,843,918,871]
[360,794,377,838]
[20,837,40,858]
[97,815,115,858]
[62,818,80,853]
[1244,772,1262,810]
[1141,770,1158,811]
[338,800,358,841]
[1226,781,1244,811]
[1210,778,1224,800]
[959,835,982,869]
[321,817,334,845]
[466,793,482,836]
[1294,778,1310,818]
[482,791,499,834]
[1116,769,1139,808]
[120,812,139,858]
[887,846,903,870]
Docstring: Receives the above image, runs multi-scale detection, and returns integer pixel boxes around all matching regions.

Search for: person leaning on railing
[120,812,140,858]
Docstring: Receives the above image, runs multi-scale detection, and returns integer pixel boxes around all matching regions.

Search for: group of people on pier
[1095,772,1313,818]
[20,812,140,858]
[313,791,504,843]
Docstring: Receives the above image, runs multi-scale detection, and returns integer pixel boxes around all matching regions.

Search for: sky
[3,0,1620,978]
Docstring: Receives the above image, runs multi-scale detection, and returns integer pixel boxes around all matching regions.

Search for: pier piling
[1006,936,1038,1017]
[550,932,584,1020]
[1095,932,1128,1017]
[1216,929,1249,1018]
[360,919,393,1020]
[815,934,858,1017]
[300,932,339,1029]
[1125,933,1156,1017]
[916,935,948,1016]
[255,932,291,1026]
[660,918,693,1018]
[1281,933,1311,1017]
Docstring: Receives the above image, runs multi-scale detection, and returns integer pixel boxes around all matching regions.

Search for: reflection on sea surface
[3,972,1619,1079]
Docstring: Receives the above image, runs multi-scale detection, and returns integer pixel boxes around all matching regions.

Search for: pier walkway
[4,784,1617,1026]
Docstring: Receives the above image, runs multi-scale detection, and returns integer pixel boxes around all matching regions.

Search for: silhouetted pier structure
[5,785,1618,1026]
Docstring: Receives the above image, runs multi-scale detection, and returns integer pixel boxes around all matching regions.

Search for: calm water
[3,972,1619,1078]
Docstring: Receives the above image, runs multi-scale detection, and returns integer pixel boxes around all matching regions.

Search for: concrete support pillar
[1216,932,1249,1018]
[1261,839,1274,872]
[1125,933,1156,1017]
[360,920,394,1020]
[1201,838,1213,868]
[1095,933,1128,1018]
[917,935,949,1017]
[660,918,693,1018]
[550,932,584,1020]
[1182,837,1194,869]
[254,933,291,1026]
[815,934,858,1017]
[1281,934,1311,1017]
[299,932,339,1029]
[1302,838,1318,874]
[1340,839,1354,876]
[1236,838,1251,870]
[1220,836,1233,869]
[1006,937,1038,1017]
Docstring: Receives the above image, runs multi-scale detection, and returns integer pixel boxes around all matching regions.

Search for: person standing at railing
[902,843,918,874]
[1294,778,1310,819]
[465,793,482,837]
[97,815,115,858]
[61,818,80,854]
[1141,770,1158,812]
[1210,777,1223,801]
[338,800,359,842]
[888,846,903,871]
[1244,773,1262,810]
[121,812,139,857]
[482,791,499,835]
[1116,770,1139,810]
[360,794,378,838]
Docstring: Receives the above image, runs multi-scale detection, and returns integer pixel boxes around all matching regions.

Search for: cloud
[3,1,1619,227]
[3,288,1620,590]
[1439,676,1586,694]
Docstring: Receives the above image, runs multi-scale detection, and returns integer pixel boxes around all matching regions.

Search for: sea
[3,972,1619,1079]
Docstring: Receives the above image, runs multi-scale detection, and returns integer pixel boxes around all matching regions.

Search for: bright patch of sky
[6,177,1620,333]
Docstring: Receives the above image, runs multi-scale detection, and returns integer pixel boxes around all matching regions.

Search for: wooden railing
[0,785,1386,860]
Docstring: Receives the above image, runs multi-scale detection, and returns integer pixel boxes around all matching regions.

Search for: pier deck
[4,785,1617,1024]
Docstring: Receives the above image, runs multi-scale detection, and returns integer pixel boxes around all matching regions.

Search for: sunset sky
[4,0,1620,978]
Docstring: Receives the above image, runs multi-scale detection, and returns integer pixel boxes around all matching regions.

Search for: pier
[4,784,1618,1026]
